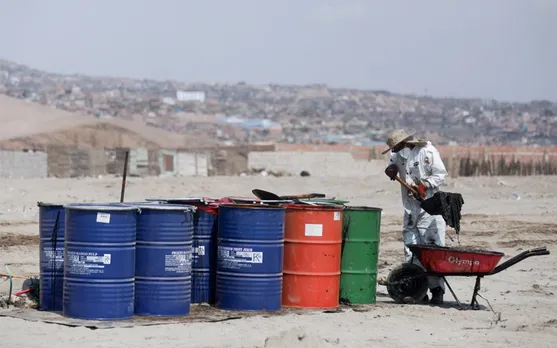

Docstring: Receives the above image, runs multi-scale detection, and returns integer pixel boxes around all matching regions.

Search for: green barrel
[340,206,382,304]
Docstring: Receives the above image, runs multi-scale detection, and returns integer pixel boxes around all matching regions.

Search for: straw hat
[381,129,416,154]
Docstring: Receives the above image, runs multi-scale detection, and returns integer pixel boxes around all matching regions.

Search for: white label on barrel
[66,251,110,275]
[333,212,341,221]
[42,247,64,268]
[165,250,192,273]
[103,254,111,264]
[196,246,205,256]
[96,212,111,224]
[218,246,263,269]
[84,254,111,264]
[305,224,323,237]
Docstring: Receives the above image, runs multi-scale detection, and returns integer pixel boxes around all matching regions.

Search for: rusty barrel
[282,204,344,309]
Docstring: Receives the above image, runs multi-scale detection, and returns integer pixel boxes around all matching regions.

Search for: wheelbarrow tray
[408,244,505,275]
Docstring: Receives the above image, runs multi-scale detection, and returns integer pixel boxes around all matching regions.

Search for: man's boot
[430,287,444,305]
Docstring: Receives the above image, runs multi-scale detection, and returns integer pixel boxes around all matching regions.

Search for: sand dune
[0,95,216,148]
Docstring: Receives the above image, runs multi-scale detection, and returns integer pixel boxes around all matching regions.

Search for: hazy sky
[1,0,556,102]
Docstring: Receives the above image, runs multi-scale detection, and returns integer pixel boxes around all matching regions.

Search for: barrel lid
[219,203,286,210]
[248,199,294,205]
[63,203,139,211]
[226,196,261,204]
[132,203,197,212]
[282,203,344,211]
[344,206,383,212]
[145,197,215,204]
[37,201,65,207]
[113,201,161,206]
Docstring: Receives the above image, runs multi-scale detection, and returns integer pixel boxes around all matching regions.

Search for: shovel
[252,189,326,201]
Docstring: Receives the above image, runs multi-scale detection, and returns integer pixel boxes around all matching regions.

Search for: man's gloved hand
[384,164,398,181]
[410,183,427,199]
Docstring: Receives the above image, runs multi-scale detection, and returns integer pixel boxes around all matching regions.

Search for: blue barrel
[191,205,218,304]
[134,203,195,316]
[38,202,65,311]
[216,204,285,311]
[63,203,138,320]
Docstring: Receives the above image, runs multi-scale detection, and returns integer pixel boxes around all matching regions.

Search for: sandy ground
[0,173,556,348]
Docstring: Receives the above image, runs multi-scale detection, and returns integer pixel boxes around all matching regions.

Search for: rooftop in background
[216,116,281,129]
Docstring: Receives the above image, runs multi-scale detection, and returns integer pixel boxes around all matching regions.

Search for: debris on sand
[0,233,39,248]
[263,327,340,348]
[238,168,294,177]
[0,294,37,309]
[446,246,502,254]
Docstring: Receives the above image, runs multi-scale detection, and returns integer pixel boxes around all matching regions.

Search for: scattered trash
[237,168,293,177]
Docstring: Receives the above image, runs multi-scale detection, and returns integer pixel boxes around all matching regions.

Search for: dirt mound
[0,233,39,248]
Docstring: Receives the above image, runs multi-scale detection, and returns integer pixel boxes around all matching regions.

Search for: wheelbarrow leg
[470,276,482,310]
[441,276,465,310]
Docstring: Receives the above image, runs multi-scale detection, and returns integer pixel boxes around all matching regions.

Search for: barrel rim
[281,203,344,211]
[37,201,66,207]
[108,201,161,206]
[115,201,160,203]
[226,196,260,201]
[343,206,383,212]
[63,203,139,211]
[144,198,167,202]
[127,203,197,211]
[219,203,286,210]
[145,197,216,204]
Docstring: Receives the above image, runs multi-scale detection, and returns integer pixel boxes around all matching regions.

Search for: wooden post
[450,146,458,178]
[120,150,129,203]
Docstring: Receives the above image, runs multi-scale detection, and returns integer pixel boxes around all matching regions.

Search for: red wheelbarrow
[385,244,550,309]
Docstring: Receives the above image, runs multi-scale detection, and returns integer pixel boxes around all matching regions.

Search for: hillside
[1,59,556,146]
[0,94,217,149]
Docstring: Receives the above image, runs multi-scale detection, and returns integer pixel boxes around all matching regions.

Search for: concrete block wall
[0,150,48,178]
[248,151,384,177]
[48,147,108,178]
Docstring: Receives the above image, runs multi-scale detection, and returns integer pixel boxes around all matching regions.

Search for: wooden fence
[456,156,557,176]
[275,144,557,177]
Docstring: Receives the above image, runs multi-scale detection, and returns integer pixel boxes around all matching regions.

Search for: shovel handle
[395,176,424,201]
[279,193,326,200]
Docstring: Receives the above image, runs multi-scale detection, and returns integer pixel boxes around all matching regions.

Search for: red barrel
[281,204,344,309]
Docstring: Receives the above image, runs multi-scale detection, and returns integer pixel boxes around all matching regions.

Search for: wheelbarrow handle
[531,249,550,256]
[490,247,550,275]
[529,247,549,254]
[279,193,326,199]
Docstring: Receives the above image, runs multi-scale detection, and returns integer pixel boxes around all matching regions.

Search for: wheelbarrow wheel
[386,263,429,304]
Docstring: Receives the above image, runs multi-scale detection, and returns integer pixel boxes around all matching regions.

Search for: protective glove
[410,183,427,199]
[384,164,398,181]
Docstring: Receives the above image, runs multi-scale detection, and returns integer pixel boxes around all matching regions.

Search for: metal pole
[120,150,129,202]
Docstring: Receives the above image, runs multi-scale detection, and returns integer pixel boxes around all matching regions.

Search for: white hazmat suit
[389,141,448,292]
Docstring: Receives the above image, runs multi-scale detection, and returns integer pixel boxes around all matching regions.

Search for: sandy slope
[0,94,216,148]
[0,174,556,348]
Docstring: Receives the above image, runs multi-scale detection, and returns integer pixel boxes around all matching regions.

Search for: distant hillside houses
[216,115,282,131]
[1,59,556,146]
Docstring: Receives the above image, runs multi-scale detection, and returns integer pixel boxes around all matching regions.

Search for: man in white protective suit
[382,129,448,305]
